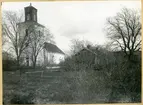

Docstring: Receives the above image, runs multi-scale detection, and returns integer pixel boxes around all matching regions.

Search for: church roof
[44,42,65,55]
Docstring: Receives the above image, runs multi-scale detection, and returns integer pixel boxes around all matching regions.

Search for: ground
[3,68,131,104]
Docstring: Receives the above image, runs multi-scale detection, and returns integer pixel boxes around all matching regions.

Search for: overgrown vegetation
[60,39,141,103]
[2,51,17,71]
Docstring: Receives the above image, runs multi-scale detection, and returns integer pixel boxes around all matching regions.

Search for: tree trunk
[16,56,22,84]
[16,56,21,76]
[26,56,29,67]
[33,62,36,69]
[128,51,134,62]
[33,57,37,69]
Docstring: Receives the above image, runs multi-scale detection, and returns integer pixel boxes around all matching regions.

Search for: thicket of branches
[106,8,141,61]
[61,36,141,102]
[2,11,29,73]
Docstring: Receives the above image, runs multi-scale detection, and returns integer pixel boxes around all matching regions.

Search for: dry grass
[4,64,139,104]
[3,69,112,104]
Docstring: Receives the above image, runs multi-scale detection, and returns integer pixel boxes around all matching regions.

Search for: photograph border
[0,0,142,105]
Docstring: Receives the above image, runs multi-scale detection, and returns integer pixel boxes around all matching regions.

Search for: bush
[60,54,95,72]
[3,59,17,71]
[60,57,77,71]
[60,45,141,103]
[109,59,141,103]
[10,93,35,104]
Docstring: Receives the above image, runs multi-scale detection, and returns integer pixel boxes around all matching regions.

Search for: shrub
[109,58,141,103]
[10,93,35,104]
[2,51,17,71]
[3,59,17,71]
[60,45,141,103]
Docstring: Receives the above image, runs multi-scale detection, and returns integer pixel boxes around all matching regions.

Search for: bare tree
[44,28,55,44]
[2,25,8,46]
[105,8,141,60]
[70,39,92,55]
[29,27,54,68]
[2,11,33,74]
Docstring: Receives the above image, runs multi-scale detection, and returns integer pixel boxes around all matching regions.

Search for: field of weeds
[3,70,114,104]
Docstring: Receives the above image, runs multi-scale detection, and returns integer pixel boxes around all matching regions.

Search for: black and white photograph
[2,1,142,104]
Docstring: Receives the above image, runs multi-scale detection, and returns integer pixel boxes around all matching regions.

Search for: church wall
[37,49,65,66]
[17,22,45,66]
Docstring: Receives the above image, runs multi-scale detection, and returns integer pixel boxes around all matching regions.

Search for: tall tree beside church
[29,28,54,68]
[2,11,33,74]
[105,8,141,60]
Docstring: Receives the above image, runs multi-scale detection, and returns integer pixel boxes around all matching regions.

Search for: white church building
[18,4,65,66]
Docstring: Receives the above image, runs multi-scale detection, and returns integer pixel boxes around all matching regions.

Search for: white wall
[37,49,65,66]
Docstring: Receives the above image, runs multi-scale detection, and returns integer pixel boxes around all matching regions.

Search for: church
[18,4,65,66]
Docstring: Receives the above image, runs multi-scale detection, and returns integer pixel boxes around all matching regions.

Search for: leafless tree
[70,39,93,55]
[29,27,54,68]
[106,8,141,60]
[44,28,55,44]
[2,25,8,46]
[2,11,34,74]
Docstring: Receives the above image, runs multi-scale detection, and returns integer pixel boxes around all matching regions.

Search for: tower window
[33,14,36,21]
[27,14,30,20]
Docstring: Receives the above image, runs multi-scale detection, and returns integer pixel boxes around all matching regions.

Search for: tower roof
[24,3,37,11]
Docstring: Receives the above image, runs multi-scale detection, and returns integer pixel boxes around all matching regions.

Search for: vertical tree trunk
[16,56,22,84]
[17,57,19,70]
[33,61,36,69]
[128,50,134,62]
[43,49,47,66]
[17,56,21,76]
[33,57,37,69]
[26,56,29,67]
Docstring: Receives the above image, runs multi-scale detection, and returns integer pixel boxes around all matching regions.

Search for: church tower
[18,3,44,66]
[24,3,37,22]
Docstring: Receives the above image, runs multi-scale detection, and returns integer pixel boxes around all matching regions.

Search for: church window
[33,14,36,21]
[33,9,37,21]
[27,14,30,20]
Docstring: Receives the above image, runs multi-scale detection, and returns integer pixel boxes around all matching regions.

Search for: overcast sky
[2,1,141,53]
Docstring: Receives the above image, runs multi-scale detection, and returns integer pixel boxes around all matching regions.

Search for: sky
[2,1,141,54]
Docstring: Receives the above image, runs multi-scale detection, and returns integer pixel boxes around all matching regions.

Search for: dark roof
[44,42,65,55]
[74,48,90,56]
[74,47,99,56]
[24,3,37,10]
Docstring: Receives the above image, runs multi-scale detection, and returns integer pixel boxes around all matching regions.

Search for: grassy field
[3,69,131,104]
